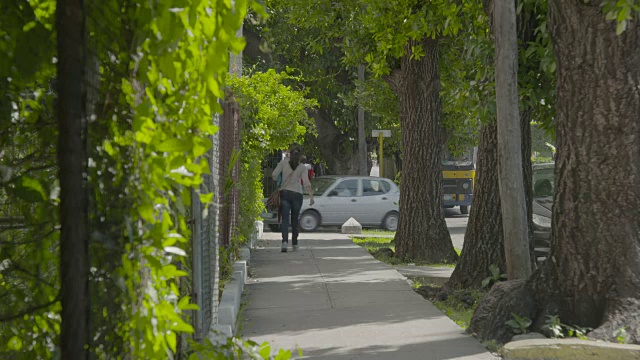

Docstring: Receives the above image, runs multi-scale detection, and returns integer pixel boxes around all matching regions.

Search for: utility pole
[494,0,532,279]
[357,64,367,176]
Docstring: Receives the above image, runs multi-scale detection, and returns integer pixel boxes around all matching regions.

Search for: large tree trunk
[311,109,364,175]
[470,0,640,344]
[448,0,538,290]
[387,38,457,263]
[57,0,89,357]
[447,112,534,289]
[448,123,505,288]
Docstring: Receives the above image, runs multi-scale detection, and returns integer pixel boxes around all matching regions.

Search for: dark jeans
[280,190,303,245]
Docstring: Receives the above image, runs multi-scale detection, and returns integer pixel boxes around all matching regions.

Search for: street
[444,208,468,250]
[264,207,469,250]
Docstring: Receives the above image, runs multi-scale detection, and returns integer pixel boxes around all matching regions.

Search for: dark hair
[289,150,301,170]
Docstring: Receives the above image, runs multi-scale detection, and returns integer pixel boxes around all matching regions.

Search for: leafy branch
[0,292,60,322]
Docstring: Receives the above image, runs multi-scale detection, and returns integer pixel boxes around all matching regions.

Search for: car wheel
[268,224,280,232]
[299,211,320,232]
[382,212,399,231]
[460,205,469,215]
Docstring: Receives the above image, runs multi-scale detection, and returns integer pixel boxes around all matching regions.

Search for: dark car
[532,163,554,264]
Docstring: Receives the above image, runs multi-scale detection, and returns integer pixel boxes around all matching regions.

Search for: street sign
[372,130,392,137]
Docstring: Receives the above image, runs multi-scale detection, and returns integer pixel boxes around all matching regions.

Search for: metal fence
[191,134,220,340]
[262,151,283,197]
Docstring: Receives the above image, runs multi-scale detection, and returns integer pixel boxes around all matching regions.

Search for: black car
[532,163,554,264]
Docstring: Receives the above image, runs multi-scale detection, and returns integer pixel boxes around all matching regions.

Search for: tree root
[588,297,640,344]
[468,280,537,344]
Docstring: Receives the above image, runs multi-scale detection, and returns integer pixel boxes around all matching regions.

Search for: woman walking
[272,148,314,252]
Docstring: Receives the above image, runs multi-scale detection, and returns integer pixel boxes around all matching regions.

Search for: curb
[208,245,253,342]
[502,338,640,360]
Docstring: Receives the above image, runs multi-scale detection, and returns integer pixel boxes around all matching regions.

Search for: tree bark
[388,38,457,263]
[448,123,505,288]
[447,1,538,288]
[57,0,89,357]
[520,108,535,268]
[310,109,364,175]
[470,0,640,343]
[494,0,532,279]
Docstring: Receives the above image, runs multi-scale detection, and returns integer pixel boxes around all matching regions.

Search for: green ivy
[99,0,266,357]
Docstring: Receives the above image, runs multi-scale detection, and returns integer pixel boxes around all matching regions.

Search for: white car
[262,176,400,232]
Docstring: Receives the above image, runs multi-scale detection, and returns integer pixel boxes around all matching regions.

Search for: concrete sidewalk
[241,233,496,360]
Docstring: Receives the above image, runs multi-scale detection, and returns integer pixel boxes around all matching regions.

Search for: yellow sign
[373,130,391,177]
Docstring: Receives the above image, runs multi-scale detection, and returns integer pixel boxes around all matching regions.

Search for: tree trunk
[387,38,457,263]
[447,111,534,289]
[494,0,532,279]
[311,109,364,175]
[57,0,89,357]
[448,123,505,288]
[520,108,535,268]
[470,1,640,344]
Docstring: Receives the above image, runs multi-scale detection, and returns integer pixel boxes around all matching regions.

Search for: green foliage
[481,339,502,352]
[481,264,507,289]
[543,315,564,338]
[227,69,316,250]
[189,336,296,359]
[394,171,401,187]
[613,327,630,344]
[505,313,532,334]
[1,0,269,358]
[100,0,261,355]
[0,0,61,357]
[432,289,485,329]
[602,0,640,35]
[543,315,591,340]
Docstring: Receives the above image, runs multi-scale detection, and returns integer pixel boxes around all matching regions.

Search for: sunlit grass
[413,276,485,330]
[432,290,485,329]
[351,236,394,252]
[352,236,462,268]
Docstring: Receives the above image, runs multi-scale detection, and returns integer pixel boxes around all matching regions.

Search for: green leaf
[178,296,199,311]
[199,192,214,204]
[138,204,154,222]
[170,320,194,333]
[164,246,186,256]
[481,277,491,288]
[616,20,627,35]
[14,175,47,202]
[8,336,22,351]
[166,331,177,352]
[259,342,271,359]
[505,320,519,329]
[275,348,292,360]
[156,138,193,153]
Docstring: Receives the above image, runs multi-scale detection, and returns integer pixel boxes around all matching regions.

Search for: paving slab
[242,232,496,359]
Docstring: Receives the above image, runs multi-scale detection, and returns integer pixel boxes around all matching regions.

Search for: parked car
[532,162,554,264]
[261,176,400,232]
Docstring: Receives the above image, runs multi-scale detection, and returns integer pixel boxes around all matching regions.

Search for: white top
[272,159,311,194]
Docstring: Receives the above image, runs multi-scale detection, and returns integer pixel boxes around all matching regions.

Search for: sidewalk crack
[311,246,335,309]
